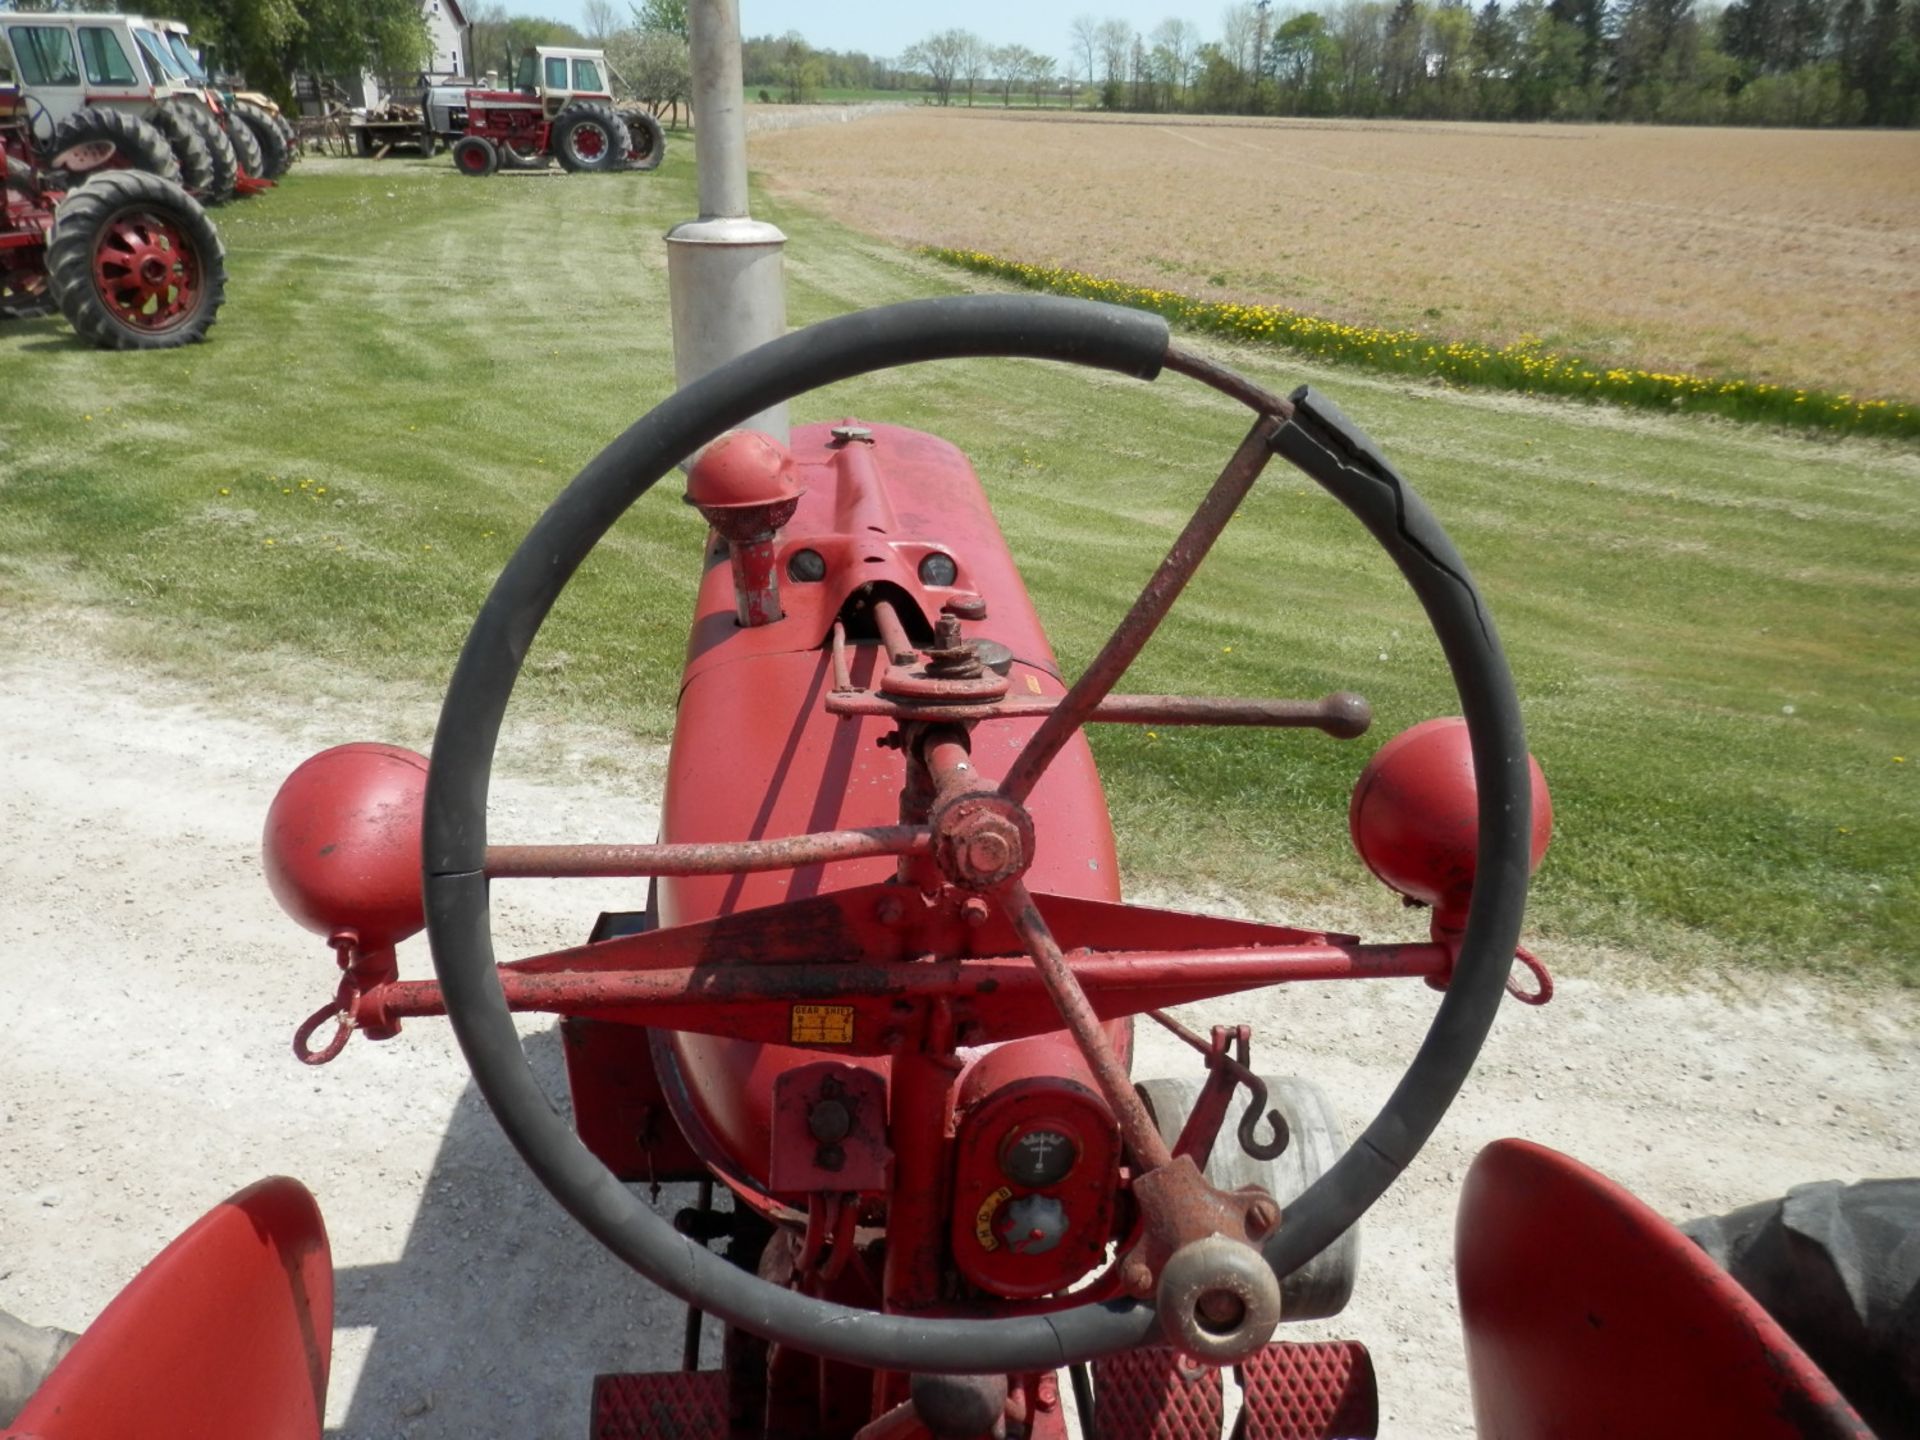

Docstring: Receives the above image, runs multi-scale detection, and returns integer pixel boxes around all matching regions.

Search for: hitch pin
[1146,1010,1289,1162]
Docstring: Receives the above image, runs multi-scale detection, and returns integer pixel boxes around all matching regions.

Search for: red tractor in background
[1,99,224,346]
[0,297,1888,1439]
[439,45,665,178]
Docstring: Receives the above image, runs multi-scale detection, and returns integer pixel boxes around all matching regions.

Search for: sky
[534,1,1224,66]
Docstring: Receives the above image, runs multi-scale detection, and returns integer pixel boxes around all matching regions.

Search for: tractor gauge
[1000,1125,1079,1188]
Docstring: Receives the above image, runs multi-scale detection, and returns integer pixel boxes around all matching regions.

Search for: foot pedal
[1090,1345,1224,1439]
[592,1369,730,1439]
[1238,1341,1377,1440]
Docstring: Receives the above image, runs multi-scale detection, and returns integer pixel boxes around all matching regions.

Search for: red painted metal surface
[1237,1341,1378,1440]
[0,135,55,309]
[948,1060,1121,1299]
[687,429,803,511]
[560,1017,708,1185]
[91,205,202,335]
[1456,1138,1872,1439]
[1089,1346,1225,1440]
[655,421,1128,1185]
[769,1061,892,1195]
[1349,717,1552,926]
[590,1369,729,1440]
[263,742,429,950]
[348,883,1418,1050]
[2,1177,332,1440]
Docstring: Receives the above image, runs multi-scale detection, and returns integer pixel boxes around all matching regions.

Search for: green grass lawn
[2,150,1915,986]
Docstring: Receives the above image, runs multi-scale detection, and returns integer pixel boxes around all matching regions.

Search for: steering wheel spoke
[1000,415,1283,804]
[483,824,930,879]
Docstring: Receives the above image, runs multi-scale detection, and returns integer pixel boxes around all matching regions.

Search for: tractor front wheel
[451,136,499,178]
[47,108,181,189]
[46,170,226,350]
[551,102,623,173]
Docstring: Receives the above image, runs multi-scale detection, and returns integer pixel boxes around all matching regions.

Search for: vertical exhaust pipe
[667,0,788,442]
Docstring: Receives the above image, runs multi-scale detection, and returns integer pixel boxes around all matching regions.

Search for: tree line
[903,0,1920,126]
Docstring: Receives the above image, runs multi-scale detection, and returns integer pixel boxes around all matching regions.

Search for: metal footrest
[592,1369,730,1440]
[1091,1346,1225,1440]
[1089,1341,1377,1440]
[1238,1341,1377,1440]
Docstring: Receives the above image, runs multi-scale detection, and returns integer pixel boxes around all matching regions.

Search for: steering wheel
[422,294,1533,1374]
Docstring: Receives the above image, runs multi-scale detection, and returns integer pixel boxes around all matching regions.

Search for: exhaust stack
[666,0,788,441]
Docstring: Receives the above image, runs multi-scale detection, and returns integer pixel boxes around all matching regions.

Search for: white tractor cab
[0,12,288,203]
[513,46,613,109]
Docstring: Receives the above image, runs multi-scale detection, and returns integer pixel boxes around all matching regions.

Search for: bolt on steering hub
[931,791,1035,891]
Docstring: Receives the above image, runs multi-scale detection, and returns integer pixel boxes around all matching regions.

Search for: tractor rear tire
[234,100,290,179]
[159,101,237,205]
[224,111,266,188]
[47,169,226,351]
[1136,1073,1361,1322]
[622,109,665,172]
[145,105,216,202]
[1685,1179,1920,1439]
[48,108,181,189]
[451,136,498,178]
[551,102,623,173]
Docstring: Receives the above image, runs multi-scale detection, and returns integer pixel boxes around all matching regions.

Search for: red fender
[1457,1139,1870,1439]
[4,1177,332,1440]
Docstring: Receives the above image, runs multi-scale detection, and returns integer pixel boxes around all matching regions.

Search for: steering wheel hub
[932,791,1035,891]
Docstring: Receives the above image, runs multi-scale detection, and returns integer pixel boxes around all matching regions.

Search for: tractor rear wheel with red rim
[451,136,498,178]
[45,170,226,350]
[420,294,1538,1377]
[551,101,623,172]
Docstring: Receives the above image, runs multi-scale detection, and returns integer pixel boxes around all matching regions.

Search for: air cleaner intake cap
[684,429,803,512]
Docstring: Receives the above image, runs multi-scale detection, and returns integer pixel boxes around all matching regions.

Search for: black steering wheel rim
[421,294,1533,1372]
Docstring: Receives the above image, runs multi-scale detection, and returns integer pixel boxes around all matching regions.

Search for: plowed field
[750,110,1920,400]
